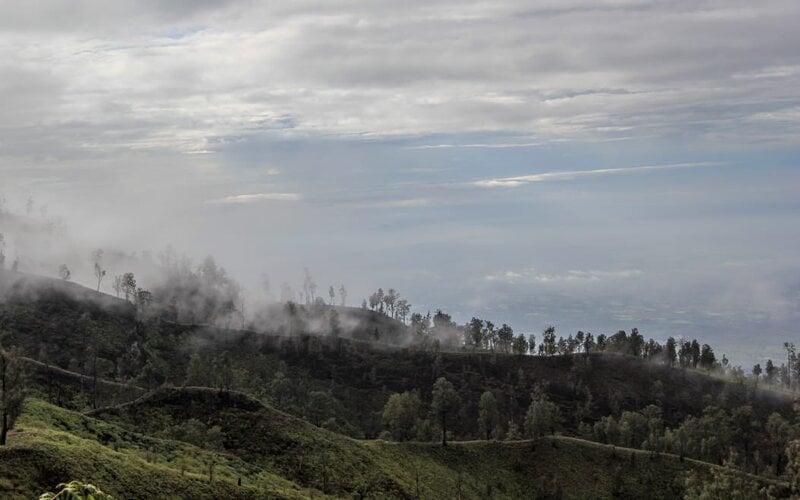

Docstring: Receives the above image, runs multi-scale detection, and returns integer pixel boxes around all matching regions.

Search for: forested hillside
[1,270,799,498]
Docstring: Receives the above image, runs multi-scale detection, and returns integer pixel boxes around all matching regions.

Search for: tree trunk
[1,413,7,445]
[1,356,6,445]
[441,413,447,447]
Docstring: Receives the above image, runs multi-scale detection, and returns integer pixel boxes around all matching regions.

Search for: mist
[2,0,799,369]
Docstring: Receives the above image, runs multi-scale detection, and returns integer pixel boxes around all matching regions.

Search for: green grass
[0,392,789,499]
[90,388,795,498]
[2,399,313,499]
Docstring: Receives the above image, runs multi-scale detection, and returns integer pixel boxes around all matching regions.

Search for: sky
[1,0,799,366]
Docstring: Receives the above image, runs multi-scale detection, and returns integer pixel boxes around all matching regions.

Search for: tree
[303,268,317,305]
[684,453,763,500]
[112,275,123,298]
[121,272,136,302]
[382,391,421,441]
[524,391,560,440]
[665,337,677,367]
[730,405,758,470]
[431,377,459,446]
[629,328,644,357]
[382,289,398,317]
[506,421,522,440]
[368,291,380,311]
[678,340,691,367]
[136,288,153,313]
[478,391,498,440]
[58,264,71,281]
[785,342,796,389]
[482,320,496,350]
[540,326,557,356]
[788,439,800,496]
[618,410,649,448]
[699,344,716,370]
[395,299,411,324]
[419,314,436,340]
[690,340,701,368]
[432,309,455,330]
[512,334,529,355]
[307,391,338,427]
[497,324,514,353]
[338,285,347,306]
[376,288,384,313]
[766,413,790,475]
[467,318,484,348]
[752,364,762,386]
[766,359,776,384]
[1,347,25,445]
[328,286,335,305]
[575,331,585,352]
[90,249,106,292]
[0,233,5,269]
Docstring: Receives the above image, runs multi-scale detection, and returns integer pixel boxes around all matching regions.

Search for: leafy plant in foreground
[39,480,113,500]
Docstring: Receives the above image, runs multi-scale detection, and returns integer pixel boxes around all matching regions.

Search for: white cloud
[484,270,525,283]
[472,162,725,188]
[409,141,544,149]
[350,197,433,209]
[207,192,301,204]
[1,0,799,166]
[746,106,800,122]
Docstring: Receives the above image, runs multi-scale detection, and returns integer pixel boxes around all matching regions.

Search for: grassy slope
[1,390,789,499]
[1,399,311,499]
[89,387,788,499]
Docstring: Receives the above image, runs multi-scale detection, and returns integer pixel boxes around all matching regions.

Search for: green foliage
[163,418,224,450]
[382,391,421,441]
[431,377,459,446]
[477,391,498,440]
[505,421,522,441]
[787,439,800,495]
[39,480,112,500]
[0,389,790,499]
[684,454,769,500]
[3,398,306,499]
[0,347,26,445]
[305,390,338,426]
[523,391,560,440]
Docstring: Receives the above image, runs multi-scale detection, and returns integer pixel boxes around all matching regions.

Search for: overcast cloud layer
[1,0,799,366]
